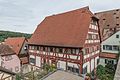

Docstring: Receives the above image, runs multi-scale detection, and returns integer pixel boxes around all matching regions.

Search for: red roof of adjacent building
[0,44,15,56]
[5,37,26,55]
[29,7,97,47]
[100,52,117,59]
[95,9,120,40]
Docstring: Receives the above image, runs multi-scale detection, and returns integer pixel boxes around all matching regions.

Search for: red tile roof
[29,7,97,47]
[95,9,120,40]
[100,52,117,59]
[0,44,15,56]
[5,37,26,55]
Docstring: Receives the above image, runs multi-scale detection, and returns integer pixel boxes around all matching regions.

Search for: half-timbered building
[28,7,100,74]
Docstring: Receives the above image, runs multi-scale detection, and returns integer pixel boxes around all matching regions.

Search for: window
[37,46,39,50]
[97,59,99,65]
[31,46,34,50]
[67,49,72,54]
[83,66,87,74]
[106,45,112,50]
[40,47,43,51]
[105,59,107,64]
[15,66,19,72]
[113,45,119,51]
[76,49,79,54]
[24,46,27,50]
[113,13,116,15]
[92,47,94,52]
[30,58,35,64]
[92,20,97,25]
[88,34,92,40]
[116,17,119,19]
[72,49,76,54]
[103,45,105,50]
[116,24,119,26]
[103,19,106,20]
[56,48,59,53]
[85,48,89,54]
[50,47,53,52]
[59,48,63,53]
[43,47,45,51]
[108,60,114,64]
[116,35,119,38]
[47,47,50,52]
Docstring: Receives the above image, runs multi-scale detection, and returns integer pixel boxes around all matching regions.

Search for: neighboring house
[95,9,120,41]
[0,66,16,80]
[28,7,100,74]
[100,31,120,66]
[5,37,29,64]
[0,44,21,73]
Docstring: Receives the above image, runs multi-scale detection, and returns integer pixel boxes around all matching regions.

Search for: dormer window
[116,17,119,19]
[113,13,116,15]
[116,35,119,38]
[116,9,119,11]
[116,24,119,26]
[103,19,106,20]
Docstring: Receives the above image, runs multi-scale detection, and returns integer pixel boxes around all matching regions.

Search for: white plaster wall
[36,56,41,67]
[57,61,66,70]
[91,59,94,72]
[70,55,78,59]
[95,56,99,68]
[83,61,90,73]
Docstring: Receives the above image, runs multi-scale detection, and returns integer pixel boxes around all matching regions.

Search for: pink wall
[1,54,21,73]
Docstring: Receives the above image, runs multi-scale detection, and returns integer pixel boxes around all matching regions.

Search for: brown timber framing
[29,44,83,74]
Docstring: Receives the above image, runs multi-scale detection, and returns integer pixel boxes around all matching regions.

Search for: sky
[0,0,120,33]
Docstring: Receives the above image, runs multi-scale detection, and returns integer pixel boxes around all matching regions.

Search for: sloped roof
[29,7,96,47]
[5,37,26,55]
[0,44,15,56]
[95,9,120,39]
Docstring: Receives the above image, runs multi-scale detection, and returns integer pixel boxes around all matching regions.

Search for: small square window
[105,59,107,64]
[103,19,106,20]
[113,13,116,15]
[116,17,119,19]
[116,9,119,11]
[116,24,119,26]
[116,35,119,38]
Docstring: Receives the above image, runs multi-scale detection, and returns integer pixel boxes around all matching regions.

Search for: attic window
[116,24,119,26]
[116,17,119,19]
[107,25,110,26]
[103,19,106,20]
[116,35,119,38]
[113,13,116,15]
[116,9,119,11]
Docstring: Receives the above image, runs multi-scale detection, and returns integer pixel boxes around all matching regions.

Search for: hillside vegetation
[0,30,32,42]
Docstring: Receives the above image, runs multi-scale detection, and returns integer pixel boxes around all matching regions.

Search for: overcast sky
[0,0,120,33]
